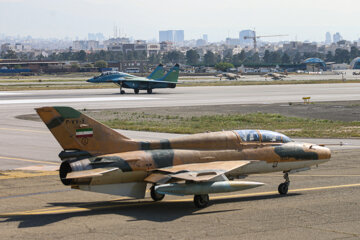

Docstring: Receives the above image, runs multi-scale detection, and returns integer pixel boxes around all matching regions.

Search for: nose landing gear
[278,172,290,195]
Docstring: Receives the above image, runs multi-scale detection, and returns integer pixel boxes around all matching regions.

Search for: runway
[0,84,360,239]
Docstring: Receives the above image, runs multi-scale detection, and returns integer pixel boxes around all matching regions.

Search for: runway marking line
[1,183,360,216]
[0,127,48,134]
[0,156,59,165]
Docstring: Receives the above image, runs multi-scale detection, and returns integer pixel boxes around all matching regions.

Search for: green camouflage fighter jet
[87,64,179,94]
[36,106,331,208]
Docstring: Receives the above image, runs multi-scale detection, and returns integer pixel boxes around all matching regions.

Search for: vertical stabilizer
[36,106,139,156]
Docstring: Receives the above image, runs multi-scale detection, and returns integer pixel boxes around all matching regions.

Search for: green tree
[76,50,87,62]
[325,51,334,62]
[186,49,199,65]
[215,62,234,71]
[94,60,108,68]
[83,63,94,68]
[281,53,291,64]
[3,50,18,59]
[263,50,270,63]
[334,49,350,63]
[163,51,185,64]
[149,53,161,64]
[350,46,359,60]
[203,51,216,66]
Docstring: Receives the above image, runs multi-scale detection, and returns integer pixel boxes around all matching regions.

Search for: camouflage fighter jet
[36,106,331,208]
[87,64,179,94]
[264,73,287,80]
[216,73,242,80]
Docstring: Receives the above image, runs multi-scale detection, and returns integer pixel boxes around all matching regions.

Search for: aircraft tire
[120,90,125,94]
[134,89,139,94]
[147,89,152,94]
[150,185,165,201]
[278,183,289,195]
[194,194,209,208]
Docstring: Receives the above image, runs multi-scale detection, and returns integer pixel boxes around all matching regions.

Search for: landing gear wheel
[147,89,152,94]
[134,89,139,94]
[120,90,125,94]
[278,172,290,195]
[194,194,209,208]
[150,185,165,201]
[278,182,289,195]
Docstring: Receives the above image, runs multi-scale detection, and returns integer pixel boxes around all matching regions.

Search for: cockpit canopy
[235,130,292,143]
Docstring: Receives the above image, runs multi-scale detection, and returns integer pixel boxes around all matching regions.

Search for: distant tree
[76,50,87,62]
[71,62,80,71]
[148,53,161,64]
[350,46,359,60]
[215,62,234,71]
[263,50,271,63]
[186,49,199,65]
[83,63,94,68]
[293,52,302,64]
[245,52,260,64]
[163,51,185,64]
[334,49,350,63]
[94,60,108,68]
[3,50,17,59]
[281,53,291,64]
[223,51,232,63]
[203,51,216,66]
[325,51,334,62]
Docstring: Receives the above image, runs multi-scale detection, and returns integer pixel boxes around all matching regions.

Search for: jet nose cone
[87,78,93,83]
[318,146,331,160]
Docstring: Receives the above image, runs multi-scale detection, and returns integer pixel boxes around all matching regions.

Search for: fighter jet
[36,106,331,208]
[216,73,242,80]
[87,64,179,94]
[264,73,287,80]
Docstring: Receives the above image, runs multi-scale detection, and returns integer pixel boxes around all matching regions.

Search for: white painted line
[0,96,162,104]
[0,92,24,96]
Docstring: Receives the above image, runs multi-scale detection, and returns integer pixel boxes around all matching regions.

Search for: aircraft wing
[144,160,252,183]
[112,78,177,84]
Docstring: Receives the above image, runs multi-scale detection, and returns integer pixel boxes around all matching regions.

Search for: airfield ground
[0,84,359,239]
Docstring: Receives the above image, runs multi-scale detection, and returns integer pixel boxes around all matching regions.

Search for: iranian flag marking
[76,128,93,138]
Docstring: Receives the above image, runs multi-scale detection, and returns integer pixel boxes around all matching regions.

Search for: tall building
[159,30,184,43]
[333,32,343,43]
[325,32,332,44]
[202,34,208,42]
[174,30,184,43]
[239,30,255,46]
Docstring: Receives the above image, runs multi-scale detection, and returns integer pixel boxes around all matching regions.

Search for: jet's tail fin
[36,106,139,156]
[147,64,164,80]
[159,64,179,83]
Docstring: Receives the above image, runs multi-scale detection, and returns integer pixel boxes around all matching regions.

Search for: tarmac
[0,84,360,239]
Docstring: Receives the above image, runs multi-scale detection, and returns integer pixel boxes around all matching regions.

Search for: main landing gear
[150,185,165,201]
[134,88,139,94]
[194,194,210,208]
[147,89,152,94]
[278,172,290,195]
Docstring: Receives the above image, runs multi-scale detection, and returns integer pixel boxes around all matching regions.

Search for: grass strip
[99,112,360,138]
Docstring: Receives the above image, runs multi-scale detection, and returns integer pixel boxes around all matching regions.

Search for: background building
[239,30,255,46]
[325,32,332,44]
[159,30,184,43]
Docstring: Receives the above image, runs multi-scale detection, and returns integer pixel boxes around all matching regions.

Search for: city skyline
[1,0,360,42]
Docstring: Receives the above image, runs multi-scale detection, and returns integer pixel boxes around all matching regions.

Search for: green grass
[100,112,360,138]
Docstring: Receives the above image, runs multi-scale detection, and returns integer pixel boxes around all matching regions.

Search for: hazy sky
[1,0,359,42]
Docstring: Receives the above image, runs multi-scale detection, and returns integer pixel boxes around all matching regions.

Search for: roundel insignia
[81,137,89,145]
